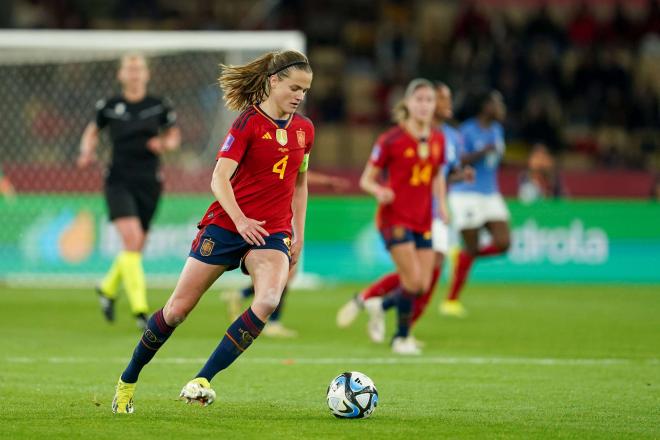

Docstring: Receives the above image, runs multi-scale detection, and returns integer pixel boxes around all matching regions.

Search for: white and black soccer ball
[326,371,378,419]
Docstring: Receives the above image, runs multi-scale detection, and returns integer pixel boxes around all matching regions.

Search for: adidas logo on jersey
[404,148,416,158]
[262,132,272,140]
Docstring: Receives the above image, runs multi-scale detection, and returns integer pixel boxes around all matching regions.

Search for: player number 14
[273,155,289,180]
[410,163,432,186]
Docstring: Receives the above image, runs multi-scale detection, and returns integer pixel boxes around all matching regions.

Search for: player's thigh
[389,242,423,292]
[460,228,480,255]
[164,257,227,325]
[245,249,290,320]
[485,220,511,249]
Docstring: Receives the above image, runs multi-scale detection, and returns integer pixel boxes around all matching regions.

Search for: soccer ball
[326,371,378,419]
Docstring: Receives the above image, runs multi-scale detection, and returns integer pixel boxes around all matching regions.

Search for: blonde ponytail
[219,50,312,112]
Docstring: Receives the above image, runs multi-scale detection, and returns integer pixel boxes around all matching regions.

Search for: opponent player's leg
[482,220,511,257]
[442,227,479,316]
[113,257,226,413]
[190,249,288,393]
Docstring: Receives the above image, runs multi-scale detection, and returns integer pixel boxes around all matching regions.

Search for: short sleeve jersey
[450,118,505,195]
[95,95,176,181]
[198,105,315,236]
[369,126,445,233]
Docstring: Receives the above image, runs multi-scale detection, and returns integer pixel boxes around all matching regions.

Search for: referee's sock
[196,307,265,381]
[119,251,149,315]
[99,255,122,299]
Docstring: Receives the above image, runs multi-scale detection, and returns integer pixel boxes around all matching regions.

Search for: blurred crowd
[2,0,660,175]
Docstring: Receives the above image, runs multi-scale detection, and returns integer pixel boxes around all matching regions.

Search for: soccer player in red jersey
[111,50,314,413]
[337,83,473,347]
[357,78,445,355]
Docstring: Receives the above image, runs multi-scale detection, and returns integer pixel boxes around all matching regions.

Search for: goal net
[0,30,311,287]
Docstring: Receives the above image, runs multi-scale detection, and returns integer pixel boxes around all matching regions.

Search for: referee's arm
[77,122,99,168]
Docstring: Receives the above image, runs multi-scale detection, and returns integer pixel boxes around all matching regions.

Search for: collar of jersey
[253,104,293,129]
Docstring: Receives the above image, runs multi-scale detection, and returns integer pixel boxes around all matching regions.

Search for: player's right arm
[360,138,394,204]
[78,99,110,168]
[460,144,495,166]
[77,122,99,168]
[211,158,269,246]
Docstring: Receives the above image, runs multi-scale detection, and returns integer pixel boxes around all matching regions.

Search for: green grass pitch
[0,283,658,439]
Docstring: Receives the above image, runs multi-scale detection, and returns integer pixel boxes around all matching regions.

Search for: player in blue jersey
[442,90,511,316]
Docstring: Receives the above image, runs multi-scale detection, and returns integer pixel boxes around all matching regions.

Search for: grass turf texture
[0,284,658,439]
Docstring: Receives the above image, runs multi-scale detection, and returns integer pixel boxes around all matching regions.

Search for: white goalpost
[0,30,320,289]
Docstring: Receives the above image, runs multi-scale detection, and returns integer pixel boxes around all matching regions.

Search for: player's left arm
[306,171,350,191]
[290,123,314,267]
[290,169,308,267]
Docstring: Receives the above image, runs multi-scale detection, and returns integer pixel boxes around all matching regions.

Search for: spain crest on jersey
[297,129,306,148]
[276,128,288,146]
[200,238,215,257]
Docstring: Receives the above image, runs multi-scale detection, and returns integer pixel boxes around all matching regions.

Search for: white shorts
[432,219,450,254]
[449,192,510,230]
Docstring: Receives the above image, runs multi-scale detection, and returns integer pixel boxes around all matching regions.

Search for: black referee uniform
[95,96,176,231]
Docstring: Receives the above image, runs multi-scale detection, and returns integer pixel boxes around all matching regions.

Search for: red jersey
[369,125,445,233]
[199,105,314,236]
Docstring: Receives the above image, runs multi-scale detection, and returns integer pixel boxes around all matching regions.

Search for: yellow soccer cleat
[439,300,467,318]
[180,377,216,406]
[112,379,136,414]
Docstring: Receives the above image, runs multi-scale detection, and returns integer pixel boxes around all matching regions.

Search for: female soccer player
[443,90,510,315]
[77,54,181,329]
[358,78,445,355]
[337,83,472,344]
[111,50,314,413]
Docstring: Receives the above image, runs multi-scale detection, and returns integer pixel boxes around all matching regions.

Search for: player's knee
[252,287,282,316]
[163,301,189,326]
[464,244,479,256]
[401,274,424,294]
[495,237,511,252]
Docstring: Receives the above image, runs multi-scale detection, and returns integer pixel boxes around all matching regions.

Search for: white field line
[3,356,657,366]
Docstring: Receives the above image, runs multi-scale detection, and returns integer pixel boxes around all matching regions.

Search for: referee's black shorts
[104,179,162,231]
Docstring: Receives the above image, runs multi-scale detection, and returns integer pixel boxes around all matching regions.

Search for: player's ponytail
[392,78,435,123]
[219,50,312,112]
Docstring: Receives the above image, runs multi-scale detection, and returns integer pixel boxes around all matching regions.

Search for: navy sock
[121,308,174,383]
[196,307,265,381]
[269,286,288,322]
[382,293,397,311]
[241,285,255,299]
[395,289,417,338]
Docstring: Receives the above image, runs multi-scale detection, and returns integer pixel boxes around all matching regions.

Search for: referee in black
[77,53,181,330]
